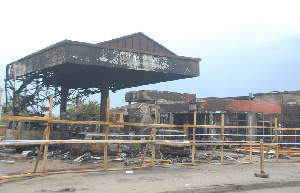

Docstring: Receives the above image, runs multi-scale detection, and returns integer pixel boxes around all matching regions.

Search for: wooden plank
[274,128,300,131]
[42,124,50,174]
[33,129,47,173]
[275,118,279,163]
[50,120,278,130]
[191,127,196,164]
[151,129,157,166]
[142,159,170,163]
[49,120,108,125]
[48,120,184,128]
[1,166,149,180]
[249,115,253,164]
[260,139,265,173]
[221,114,224,164]
[223,126,274,129]
[35,94,53,173]
[2,116,53,121]
[152,105,158,167]
[0,173,45,180]
[207,134,222,164]
[139,129,154,166]
[192,111,196,164]
[234,144,300,157]
[48,94,53,116]
[2,116,280,130]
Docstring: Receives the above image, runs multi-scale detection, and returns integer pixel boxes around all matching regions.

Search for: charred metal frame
[5,64,100,115]
[4,33,201,118]
[5,65,58,115]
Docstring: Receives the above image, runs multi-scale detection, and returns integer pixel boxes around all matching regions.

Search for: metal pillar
[60,85,69,115]
[100,78,109,132]
[60,85,69,140]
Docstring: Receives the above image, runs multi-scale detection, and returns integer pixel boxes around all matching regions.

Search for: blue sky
[1,0,300,114]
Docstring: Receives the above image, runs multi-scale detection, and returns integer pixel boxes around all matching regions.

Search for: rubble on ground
[1,146,300,176]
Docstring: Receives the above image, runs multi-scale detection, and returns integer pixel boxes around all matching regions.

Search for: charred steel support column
[100,77,109,133]
[60,85,69,140]
[60,85,69,115]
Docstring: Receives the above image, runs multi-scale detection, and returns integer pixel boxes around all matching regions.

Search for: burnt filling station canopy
[5,32,200,117]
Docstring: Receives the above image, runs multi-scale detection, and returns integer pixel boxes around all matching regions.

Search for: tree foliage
[67,96,115,122]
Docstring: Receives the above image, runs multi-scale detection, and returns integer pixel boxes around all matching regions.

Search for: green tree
[67,97,115,122]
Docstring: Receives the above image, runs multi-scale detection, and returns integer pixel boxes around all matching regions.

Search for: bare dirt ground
[1,147,300,192]
[0,148,125,175]
[0,162,300,193]
[1,147,299,176]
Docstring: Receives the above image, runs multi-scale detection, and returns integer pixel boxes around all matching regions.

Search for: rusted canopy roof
[7,32,200,91]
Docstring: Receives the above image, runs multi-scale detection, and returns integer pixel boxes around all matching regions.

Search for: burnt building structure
[4,32,201,125]
[121,90,300,143]
[253,91,300,145]
[254,91,300,128]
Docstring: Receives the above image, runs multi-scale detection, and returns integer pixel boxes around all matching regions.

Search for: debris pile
[73,152,101,164]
